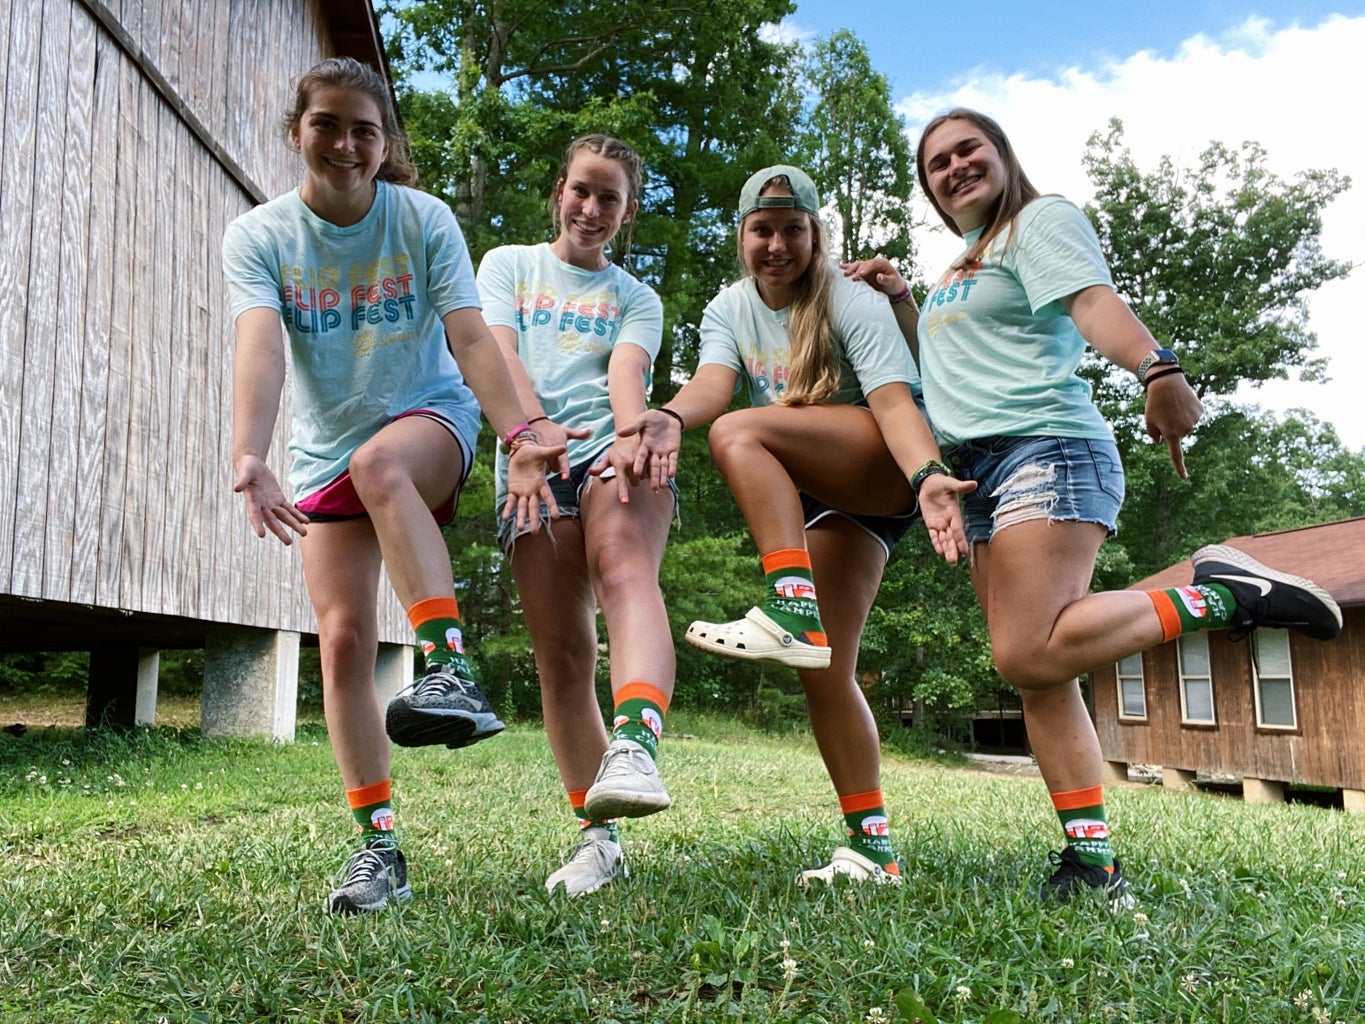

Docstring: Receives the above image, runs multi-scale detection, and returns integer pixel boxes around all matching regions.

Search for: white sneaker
[686,607,832,670]
[584,739,672,820]
[796,846,902,887]
[545,828,626,897]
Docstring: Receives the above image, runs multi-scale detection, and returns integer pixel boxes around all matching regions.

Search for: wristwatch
[1136,348,1179,380]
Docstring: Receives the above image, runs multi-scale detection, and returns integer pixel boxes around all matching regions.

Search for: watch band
[1136,348,1179,380]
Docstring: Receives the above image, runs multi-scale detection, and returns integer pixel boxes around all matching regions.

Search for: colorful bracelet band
[501,428,538,454]
[889,284,914,305]
[910,459,952,493]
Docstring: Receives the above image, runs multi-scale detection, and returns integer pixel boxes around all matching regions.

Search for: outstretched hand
[233,455,309,545]
[1143,373,1203,479]
[916,474,977,564]
[610,409,682,493]
[527,419,591,480]
[502,440,569,533]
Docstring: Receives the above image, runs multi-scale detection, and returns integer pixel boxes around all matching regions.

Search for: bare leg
[800,519,886,796]
[299,520,388,790]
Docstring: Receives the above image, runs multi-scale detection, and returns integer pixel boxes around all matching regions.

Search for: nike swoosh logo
[1209,573,1272,596]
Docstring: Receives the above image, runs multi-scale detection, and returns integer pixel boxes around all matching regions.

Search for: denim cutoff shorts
[945,435,1124,547]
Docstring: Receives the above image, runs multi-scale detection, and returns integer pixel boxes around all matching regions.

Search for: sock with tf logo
[408,596,477,679]
[611,681,669,760]
[568,788,619,843]
[1145,585,1235,641]
[1052,785,1115,870]
[840,789,900,874]
[347,780,396,842]
[760,548,827,647]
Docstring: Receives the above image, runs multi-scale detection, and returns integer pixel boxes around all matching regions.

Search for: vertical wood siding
[2,0,411,643]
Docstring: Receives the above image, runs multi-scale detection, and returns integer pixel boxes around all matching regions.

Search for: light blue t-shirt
[698,266,920,408]
[222,181,484,500]
[916,196,1114,448]
[476,242,663,504]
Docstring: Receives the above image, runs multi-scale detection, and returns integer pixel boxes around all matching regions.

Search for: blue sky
[778,2,1365,450]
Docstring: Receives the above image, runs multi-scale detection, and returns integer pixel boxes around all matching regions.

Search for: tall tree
[797,30,915,264]
[1081,119,1354,568]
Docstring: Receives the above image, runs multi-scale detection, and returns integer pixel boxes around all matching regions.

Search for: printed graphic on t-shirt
[281,253,418,355]
[922,259,981,338]
[511,281,620,354]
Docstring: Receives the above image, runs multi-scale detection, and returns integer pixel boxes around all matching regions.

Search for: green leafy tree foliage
[797,30,915,265]
[1081,119,1359,571]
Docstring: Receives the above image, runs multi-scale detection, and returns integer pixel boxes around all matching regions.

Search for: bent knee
[347,444,407,503]
[991,643,1066,692]
[706,411,765,464]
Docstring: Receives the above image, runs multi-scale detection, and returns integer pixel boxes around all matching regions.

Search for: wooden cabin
[0,0,413,738]
[1091,518,1365,811]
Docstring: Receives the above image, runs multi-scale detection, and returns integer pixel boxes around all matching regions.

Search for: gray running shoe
[796,846,902,887]
[544,827,626,897]
[327,836,411,915]
[385,667,506,748]
[583,739,672,820]
[1191,544,1342,641]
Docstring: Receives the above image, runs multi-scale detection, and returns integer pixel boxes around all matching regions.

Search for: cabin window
[1116,652,1147,720]
[1177,633,1215,725]
[1252,630,1297,729]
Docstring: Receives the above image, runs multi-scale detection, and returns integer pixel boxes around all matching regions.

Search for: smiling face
[740,189,815,309]
[551,150,635,269]
[920,116,1008,233]
[291,85,388,219]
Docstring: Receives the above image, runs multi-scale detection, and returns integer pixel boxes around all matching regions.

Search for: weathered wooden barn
[1091,518,1365,811]
[0,0,414,738]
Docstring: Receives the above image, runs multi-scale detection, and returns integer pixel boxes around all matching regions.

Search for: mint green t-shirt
[698,266,920,407]
[916,196,1114,448]
[221,181,484,500]
[476,242,663,505]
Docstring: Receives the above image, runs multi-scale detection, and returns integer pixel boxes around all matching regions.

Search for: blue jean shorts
[945,435,1124,547]
[496,444,679,555]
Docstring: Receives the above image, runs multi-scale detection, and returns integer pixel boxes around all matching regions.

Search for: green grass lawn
[3,713,1363,1024]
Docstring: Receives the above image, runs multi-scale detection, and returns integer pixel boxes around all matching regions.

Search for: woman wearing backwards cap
[614,164,974,884]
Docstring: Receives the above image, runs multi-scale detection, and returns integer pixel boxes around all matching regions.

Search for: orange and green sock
[347,780,396,842]
[760,548,827,647]
[611,681,669,760]
[1146,585,1236,641]
[569,788,618,843]
[1052,785,1115,870]
[840,789,900,873]
[409,596,477,678]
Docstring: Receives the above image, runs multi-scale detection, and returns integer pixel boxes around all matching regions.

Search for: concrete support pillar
[1101,760,1130,786]
[1343,789,1365,814]
[1161,767,1198,793]
[86,647,160,729]
[374,642,414,707]
[202,627,299,742]
[1242,777,1286,806]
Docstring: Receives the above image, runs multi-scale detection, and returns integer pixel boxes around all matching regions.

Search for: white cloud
[896,15,1365,450]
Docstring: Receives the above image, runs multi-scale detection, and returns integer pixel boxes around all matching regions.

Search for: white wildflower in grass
[1310,1007,1330,1024]
[781,958,798,980]
[779,939,791,953]
[954,985,971,1002]
[1293,990,1313,1010]
[1061,958,1075,969]
[599,919,611,935]
[863,939,875,951]
[1337,871,1347,881]
[865,1008,886,1023]
[1181,973,1199,993]
[1321,914,1330,926]
[1133,911,1149,927]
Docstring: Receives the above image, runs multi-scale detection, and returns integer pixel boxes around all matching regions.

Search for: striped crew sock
[1146,585,1236,641]
[1052,785,1115,870]
[610,681,669,760]
[347,780,396,842]
[408,596,477,678]
[840,789,900,874]
[759,548,827,647]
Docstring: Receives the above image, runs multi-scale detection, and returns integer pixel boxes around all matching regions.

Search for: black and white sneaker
[385,667,506,748]
[328,836,411,915]
[1041,847,1134,910]
[1191,544,1342,641]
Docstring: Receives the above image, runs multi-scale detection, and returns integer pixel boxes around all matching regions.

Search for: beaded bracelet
[910,459,952,493]
[889,283,914,305]
[658,407,685,430]
[1142,365,1187,389]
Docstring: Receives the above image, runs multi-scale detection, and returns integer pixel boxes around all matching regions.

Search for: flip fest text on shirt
[513,284,621,340]
[922,258,980,337]
[281,256,417,337]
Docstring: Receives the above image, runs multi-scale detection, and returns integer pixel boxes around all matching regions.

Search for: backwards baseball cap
[736,164,821,223]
